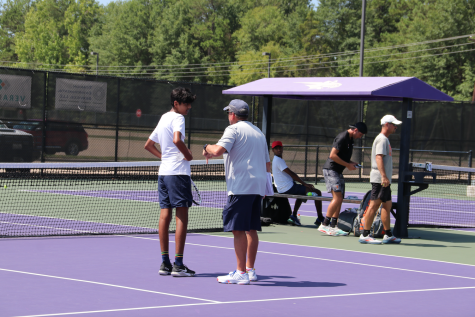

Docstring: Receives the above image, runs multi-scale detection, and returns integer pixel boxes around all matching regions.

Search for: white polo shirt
[272,156,294,193]
[149,111,190,176]
[217,121,270,196]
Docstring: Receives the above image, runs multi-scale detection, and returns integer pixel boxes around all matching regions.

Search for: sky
[95,0,320,8]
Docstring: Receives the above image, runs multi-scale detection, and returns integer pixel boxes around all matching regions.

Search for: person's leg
[293,199,303,217]
[159,208,172,263]
[306,188,324,219]
[233,230,248,272]
[174,206,189,265]
[246,230,259,269]
[158,175,172,267]
[363,199,382,232]
[324,191,343,224]
[380,200,392,231]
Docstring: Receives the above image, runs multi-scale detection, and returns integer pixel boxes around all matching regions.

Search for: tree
[88,0,160,75]
[0,0,32,63]
[14,0,101,70]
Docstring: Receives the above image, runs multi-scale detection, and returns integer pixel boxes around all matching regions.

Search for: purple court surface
[291,191,475,228]
[1,233,475,316]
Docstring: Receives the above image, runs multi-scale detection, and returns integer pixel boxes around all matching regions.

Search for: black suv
[0,120,35,162]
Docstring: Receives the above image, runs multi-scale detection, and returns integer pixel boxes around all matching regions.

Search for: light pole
[359,0,366,78]
[262,52,271,78]
[90,51,99,76]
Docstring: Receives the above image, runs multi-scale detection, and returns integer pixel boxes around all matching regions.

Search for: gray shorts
[323,169,345,196]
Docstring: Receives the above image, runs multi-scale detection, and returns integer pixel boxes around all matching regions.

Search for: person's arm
[173,131,193,161]
[283,168,315,190]
[266,162,271,173]
[203,144,226,158]
[144,139,162,159]
[329,147,356,170]
[375,154,389,187]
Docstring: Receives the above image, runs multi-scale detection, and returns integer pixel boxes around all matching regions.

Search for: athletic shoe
[314,218,324,227]
[288,215,301,226]
[318,224,330,234]
[359,234,382,244]
[382,235,401,244]
[247,268,257,281]
[171,264,196,277]
[217,270,250,285]
[330,227,349,236]
[159,262,173,275]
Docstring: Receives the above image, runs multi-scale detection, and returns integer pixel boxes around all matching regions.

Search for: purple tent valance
[222,77,453,102]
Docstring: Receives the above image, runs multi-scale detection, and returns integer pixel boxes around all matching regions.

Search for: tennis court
[2,160,475,316]
[2,229,475,316]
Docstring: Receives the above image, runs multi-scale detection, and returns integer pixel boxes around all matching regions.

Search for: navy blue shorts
[158,175,193,209]
[223,195,262,232]
[282,183,307,196]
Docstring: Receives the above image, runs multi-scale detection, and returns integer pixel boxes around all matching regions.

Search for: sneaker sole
[171,272,195,277]
[383,240,401,244]
[158,270,171,276]
[217,278,250,285]
[359,240,382,244]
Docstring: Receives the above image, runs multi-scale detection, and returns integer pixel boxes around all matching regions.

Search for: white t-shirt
[149,111,190,176]
[370,133,393,183]
[272,156,294,193]
[217,121,270,196]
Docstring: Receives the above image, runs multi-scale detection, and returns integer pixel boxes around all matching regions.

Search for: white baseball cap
[381,115,402,125]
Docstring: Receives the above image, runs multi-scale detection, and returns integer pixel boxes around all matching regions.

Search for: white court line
[0,268,218,303]
[195,233,475,267]
[12,286,475,317]
[116,235,475,280]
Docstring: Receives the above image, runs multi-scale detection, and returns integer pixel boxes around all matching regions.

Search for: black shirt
[322,131,353,174]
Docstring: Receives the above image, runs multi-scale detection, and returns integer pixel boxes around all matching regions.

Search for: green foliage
[14,0,101,71]
[0,0,32,62]
[3,0,475,100]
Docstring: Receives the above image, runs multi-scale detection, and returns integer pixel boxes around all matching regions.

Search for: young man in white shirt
[203,99,270,285]
[144,87,196,277]
[271,141,323,226]
[359,115,402,245]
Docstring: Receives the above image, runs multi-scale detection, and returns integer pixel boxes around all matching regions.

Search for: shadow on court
[409,229,475,243]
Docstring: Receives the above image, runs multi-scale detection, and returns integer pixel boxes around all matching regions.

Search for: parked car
[12,120,89,156]
[0,120,35,162]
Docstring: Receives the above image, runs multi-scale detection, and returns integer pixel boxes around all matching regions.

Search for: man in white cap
[203,99,270,285]
[359,115,402,244]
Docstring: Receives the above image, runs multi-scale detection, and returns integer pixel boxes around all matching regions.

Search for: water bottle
[297,214,301,221]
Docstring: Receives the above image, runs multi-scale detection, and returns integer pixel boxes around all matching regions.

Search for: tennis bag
[337,208,358,233]
[353,190,386,238]
[353,190,372,236]
[262,186,292,224]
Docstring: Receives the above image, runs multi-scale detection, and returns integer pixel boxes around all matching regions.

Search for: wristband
[203,144,208,152]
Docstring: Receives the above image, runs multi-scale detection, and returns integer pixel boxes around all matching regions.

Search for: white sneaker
[217,270,250,285]
[330,227,349,236]
[359,234,382,244]
[382,235,401,244]
[246,268,257,281]
[318,224,330,234]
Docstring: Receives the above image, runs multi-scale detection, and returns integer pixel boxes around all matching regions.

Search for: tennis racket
[191,179,202,205]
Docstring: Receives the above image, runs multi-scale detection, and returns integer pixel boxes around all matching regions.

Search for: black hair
[171,87,196,107]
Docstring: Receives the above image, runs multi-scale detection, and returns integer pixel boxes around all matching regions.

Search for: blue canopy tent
[223,77,454,238]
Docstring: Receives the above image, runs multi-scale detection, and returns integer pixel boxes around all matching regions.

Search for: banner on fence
[55,79,107,112]
[0,74,32,109]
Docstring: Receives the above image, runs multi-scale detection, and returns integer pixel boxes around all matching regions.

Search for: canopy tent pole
[262,95,273,148]
[394,98,413,238]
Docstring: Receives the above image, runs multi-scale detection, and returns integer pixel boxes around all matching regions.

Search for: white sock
[246,267,254,271]
[237,270,246,274]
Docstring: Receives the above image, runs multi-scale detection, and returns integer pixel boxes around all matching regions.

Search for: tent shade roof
[222,77,453,101]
